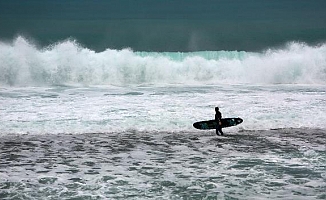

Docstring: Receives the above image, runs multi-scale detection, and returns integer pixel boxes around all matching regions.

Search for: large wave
[1,36,326,86]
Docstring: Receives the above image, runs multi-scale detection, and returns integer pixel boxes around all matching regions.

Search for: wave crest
[1,36,326,86]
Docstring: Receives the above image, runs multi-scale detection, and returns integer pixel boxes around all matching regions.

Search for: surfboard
[193,118,243,130]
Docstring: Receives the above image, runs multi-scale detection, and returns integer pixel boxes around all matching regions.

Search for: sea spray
[1,37,326,86]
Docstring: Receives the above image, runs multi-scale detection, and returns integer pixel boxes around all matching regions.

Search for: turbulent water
[1,37,326,87]
[1,1,326,199]
[1,129,325,199]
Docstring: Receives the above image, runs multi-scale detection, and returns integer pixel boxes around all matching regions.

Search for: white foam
[0,84,325,135]
[1,37,326,86]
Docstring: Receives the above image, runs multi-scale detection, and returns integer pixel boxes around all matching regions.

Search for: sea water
[1,1,326,199]
[1,38,325,200]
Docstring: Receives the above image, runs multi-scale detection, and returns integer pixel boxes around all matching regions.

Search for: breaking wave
[1,36,326,86]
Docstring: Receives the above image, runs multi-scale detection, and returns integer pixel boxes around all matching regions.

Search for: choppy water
[0,84,326,199]
[1,1,326,199]
[1,38,326,199]
[1,129,325,199]
[1,84,326,134]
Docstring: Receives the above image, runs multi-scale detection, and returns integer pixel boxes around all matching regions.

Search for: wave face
[1,37,326,86]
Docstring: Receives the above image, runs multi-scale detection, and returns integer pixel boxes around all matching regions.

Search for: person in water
[215,107,224,135]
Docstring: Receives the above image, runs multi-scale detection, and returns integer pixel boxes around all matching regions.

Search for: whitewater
[1,37,326,199]
[1,37,326,133]
[1,37,326,86]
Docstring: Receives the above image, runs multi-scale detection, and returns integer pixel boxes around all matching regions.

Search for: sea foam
[1,36,326,86]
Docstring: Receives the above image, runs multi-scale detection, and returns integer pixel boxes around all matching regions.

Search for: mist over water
[1,37,326,87]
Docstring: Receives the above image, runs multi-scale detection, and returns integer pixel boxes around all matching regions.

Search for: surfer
[215,107,224,136]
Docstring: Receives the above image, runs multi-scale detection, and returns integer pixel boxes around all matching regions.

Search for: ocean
[0,1,326,199]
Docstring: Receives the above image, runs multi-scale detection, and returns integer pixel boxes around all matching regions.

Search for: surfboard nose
[237,118,243,124]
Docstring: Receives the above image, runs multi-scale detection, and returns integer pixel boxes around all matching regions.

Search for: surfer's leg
[219,128,224,136]
[216,123,220,136]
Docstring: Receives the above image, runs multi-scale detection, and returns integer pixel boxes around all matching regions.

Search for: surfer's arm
[215,115,222,125]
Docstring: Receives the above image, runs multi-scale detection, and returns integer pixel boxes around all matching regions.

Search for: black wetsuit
[215,111,224,135]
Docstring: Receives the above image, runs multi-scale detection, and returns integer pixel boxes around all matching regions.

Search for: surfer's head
[215,107,219,112]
